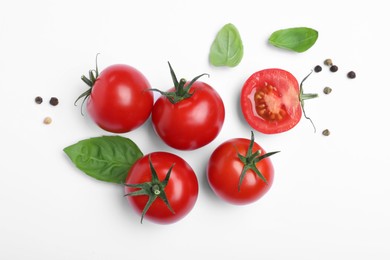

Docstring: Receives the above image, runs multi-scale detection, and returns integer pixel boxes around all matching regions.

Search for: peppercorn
[322,129,330,136]
[49,97,59,106]
[347,71,356,79]
[314,65,322,72]
[43,116,52,125]
[324,59,333,66]
[35,96,43,104]
[330,65,338,72]
[323,87,332,94]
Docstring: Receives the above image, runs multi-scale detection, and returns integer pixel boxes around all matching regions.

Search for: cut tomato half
[240,68,302,134]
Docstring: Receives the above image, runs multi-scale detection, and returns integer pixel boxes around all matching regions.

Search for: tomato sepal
[236,131,280,191]
[75,53,101,115]
[150,62,209,104]
[124,155,175,223]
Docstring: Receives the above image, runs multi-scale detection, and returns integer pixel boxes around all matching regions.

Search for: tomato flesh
[241,68,301,134]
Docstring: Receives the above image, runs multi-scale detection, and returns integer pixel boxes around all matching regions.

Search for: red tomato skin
[152,81,225,150]
[125,152,199,224]
[207,138,274,205]
[87,64,154,133]
[240,68,302,134]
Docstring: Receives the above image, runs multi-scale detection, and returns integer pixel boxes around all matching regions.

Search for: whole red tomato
[151,63,225,150]
[240,68,317,134]
[124,152,199,224]
[207,132,279,205]
[77,57,154,133]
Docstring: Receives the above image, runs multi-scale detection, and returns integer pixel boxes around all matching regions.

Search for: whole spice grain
[323,87,332,94]
[324,59,333,66]
[347,71,356,79]
[49,97,59,106]
[322,129,330,136]
[43,117,52,125]
[35,96,43,104]
[314,65,322,72]
[330,65,338,72]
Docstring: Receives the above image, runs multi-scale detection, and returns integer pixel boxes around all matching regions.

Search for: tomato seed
[323,87,332,94]
[347,71,356,79]
[330,65,338,72]
[49,97,59,106]
[35,96,43,104]
[314,65,322,72]
[260,108,266,114]
[322,129,330,136]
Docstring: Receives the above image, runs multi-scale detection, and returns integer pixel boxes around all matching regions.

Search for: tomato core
[253,82,287,123]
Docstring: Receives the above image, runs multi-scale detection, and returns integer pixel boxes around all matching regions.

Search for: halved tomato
[240,68,303,134]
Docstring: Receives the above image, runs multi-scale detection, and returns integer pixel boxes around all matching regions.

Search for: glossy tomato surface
[207,137,275,205]
[87,64,154,133]
[125,152,198,224]
[152,81,225,150]
[240,68,301,134]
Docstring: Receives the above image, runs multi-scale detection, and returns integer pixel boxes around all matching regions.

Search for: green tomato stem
[236,131,280,192]
[152,184,161,195]
[149,62,208,104]
[300,93,318,101]
[299,70,319,132]
[124,155,175,223]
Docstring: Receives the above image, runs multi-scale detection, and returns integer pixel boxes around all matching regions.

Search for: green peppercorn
[323,87,332,94]
[322,129,330,136]
[324,59,333,66]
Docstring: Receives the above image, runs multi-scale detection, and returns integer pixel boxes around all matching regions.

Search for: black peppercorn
[49,97,59,106]
[35,96,43,104]
[347,71,356,79]
[330,65,338,72]
[314,65,322,72]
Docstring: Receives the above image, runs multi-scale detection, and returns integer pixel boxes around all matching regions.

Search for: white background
[1,0,389,259]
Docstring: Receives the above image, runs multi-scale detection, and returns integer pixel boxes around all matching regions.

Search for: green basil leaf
[268,27,318,53]
[63,136,143,184]
[209,23,244,67]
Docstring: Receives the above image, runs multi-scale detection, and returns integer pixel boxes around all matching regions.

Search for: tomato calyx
[74,53,100,115]
[124,155,175,223]
[150,62,209,104]
[236,131,279,191]
[299,70,319,132]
